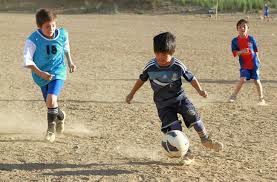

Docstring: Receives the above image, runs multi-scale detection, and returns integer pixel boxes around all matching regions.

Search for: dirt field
[0,13,276,181]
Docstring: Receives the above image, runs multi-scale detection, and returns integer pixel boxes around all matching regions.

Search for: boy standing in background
[230,19,265,105]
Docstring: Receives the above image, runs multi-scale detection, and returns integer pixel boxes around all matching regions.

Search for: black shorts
[157,97,200,132]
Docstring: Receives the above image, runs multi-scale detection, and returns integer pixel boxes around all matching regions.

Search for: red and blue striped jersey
[231,35,260,70]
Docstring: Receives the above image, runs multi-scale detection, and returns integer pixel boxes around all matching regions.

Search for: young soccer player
[229,19,265,104]
[126,32,223,163]
[23,9,76,142]
[263,4,270,22]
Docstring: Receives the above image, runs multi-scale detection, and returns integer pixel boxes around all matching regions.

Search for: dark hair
[153,32,176,55]
[236,19,248,29]
[36,8,56,27]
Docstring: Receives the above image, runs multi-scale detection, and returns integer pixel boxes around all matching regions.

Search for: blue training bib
[28,28,68,87]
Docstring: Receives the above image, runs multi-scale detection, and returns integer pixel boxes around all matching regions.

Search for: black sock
[57,107,64,121]
[48,108,58,127]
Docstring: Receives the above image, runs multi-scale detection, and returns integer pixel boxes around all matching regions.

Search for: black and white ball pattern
[161,130,190,158]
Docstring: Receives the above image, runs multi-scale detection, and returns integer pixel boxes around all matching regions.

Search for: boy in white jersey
[23,9,76,142]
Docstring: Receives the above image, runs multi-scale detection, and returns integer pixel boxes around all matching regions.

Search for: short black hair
[36,8,56,27]
[153,32,176,55]
[236,19,248,29]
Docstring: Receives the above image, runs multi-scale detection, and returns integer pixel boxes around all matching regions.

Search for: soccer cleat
[258,97,266,105]
[179,149,194,165]
[201,137,223,152]
[56,110,66,134]
[45,122,56,142]
[45,131,55,143]
[228,94,237,103]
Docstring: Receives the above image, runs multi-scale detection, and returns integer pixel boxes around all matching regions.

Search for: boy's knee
[240,79,246,84]
[46,94,58,108]
[185,109,198,128]
[254,80,261,84]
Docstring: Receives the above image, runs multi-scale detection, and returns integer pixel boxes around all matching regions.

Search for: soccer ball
[161,130,190,158]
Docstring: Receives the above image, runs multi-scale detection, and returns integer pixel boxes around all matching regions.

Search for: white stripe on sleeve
[143,59,155,71]
[23,39,36,67]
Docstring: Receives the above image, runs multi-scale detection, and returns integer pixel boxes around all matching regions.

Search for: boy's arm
[231,38,249,57]
[26,65,53,81]
[23,39,53,80]
[65,52,76,73]
[252,37,261,63]
[64,31,76,73]
[179,62,207,97]
[126,79,146,104]
[190,78,208,98]
[256,52,261,63]
[235,48,250,56]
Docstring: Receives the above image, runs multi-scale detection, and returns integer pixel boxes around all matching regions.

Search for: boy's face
[155,52,172,66]
[237,22,249,37]
[40,20,56,38]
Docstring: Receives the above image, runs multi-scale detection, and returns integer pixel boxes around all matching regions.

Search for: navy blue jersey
[139,57,195,109]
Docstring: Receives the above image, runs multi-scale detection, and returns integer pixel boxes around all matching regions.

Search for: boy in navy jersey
[126,32,223,163]
[23,9,76,142]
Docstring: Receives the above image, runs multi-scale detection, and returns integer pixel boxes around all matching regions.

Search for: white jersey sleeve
[64,40,70,53]
[23,39,36,67]
[64,33,70,53]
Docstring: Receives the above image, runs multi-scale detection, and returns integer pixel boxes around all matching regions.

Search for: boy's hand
[198,90,208,98]
[126,93,134,104]
[69,63,77,73]
[240,48,250,55]
[39,71,54,80]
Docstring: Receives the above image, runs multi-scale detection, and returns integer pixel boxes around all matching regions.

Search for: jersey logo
[172,73,178,81]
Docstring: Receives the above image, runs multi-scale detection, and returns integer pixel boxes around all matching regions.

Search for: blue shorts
[264,12,269,17]
[157,97,200,133]
[240,68,260,80]
[41,79,64,101]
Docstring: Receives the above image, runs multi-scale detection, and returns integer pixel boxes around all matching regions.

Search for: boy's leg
[252,69,265,104]
[41,80,65,142]
[194,123,223,152]
[177,98,206,137]
[56,108,66,134]
[158,105,194,164]
[46,107,58,142]
[41,84,56,142]
[254,80,264,99]
[229,80,244,102]
[46,79,65,134]
[41,84,48,102]
[229,69,249,102]
[158,105,181,134]
[45,94,58,142]
[178,98,223,152]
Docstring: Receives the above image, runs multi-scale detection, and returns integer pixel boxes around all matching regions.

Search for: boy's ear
[171,49,175,55]
[169,49,175,55]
